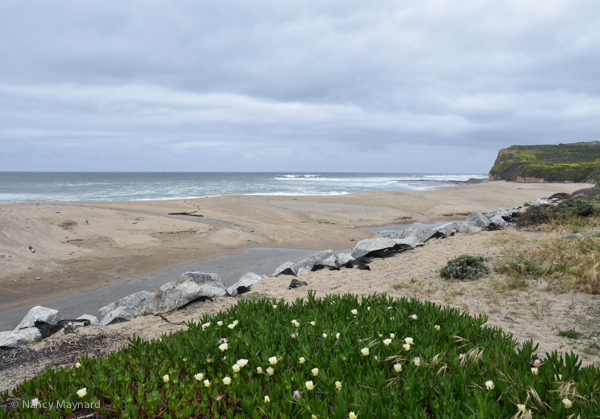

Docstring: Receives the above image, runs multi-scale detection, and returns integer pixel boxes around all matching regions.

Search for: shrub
[440,254,490,280]
[556,198,595,219]
[557,329,583,339]
[516,204,554,228]
[3,293,600,418]
[549,192,570,200]
[496,260,540,277]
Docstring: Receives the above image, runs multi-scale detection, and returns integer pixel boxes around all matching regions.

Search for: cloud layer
[1,0,599,172]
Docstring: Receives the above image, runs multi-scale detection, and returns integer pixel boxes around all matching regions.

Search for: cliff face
[489,142,600,183]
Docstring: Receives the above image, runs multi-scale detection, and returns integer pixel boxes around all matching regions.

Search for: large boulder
[99,291,154,317]
[179,271,225,289]
[400,227,429,242]
[337,253,355,265]
[227,272,264,297]
[0,327,41,349]
[76,314,99,326]
[374,230,401,239]
[143,277,227,314]
[15,306,62,331]
[296,250,337,272]
[351,238,415,259]
[99,306,139,327]
[488,214,508,229]
[465,212,491,229]
[273,262,298,277]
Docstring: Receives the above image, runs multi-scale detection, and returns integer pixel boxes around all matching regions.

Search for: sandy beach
[0,180,590,315]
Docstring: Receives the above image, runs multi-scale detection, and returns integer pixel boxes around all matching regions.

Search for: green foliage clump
[549,192,570,200]
[557,329,584,340]
[3,293,600,418]
[496,260,540,277]
[440,254,490,280]
[516,204,555,227]
[556,198,595,219]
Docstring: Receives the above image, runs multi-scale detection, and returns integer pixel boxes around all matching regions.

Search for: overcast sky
[1,0,599,173]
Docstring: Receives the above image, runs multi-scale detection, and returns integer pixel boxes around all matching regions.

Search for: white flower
[367,306,370,311]
[223,376,231,385]
[562,398,572,409]
[264,395,270,403]
[272,305,277,309]
[269,356,277,365]
[233,320,239,325]
[349,412,357,419]
[531,367,538,376]
[410,314,418,320]
[434,325,440,331]
[291,319,297,325]
[194,373,204,381]
[228,323,235,329]
[236,359,249,368]
[390,333,395,339]
[256,367,263,374]
[485,380,494,390]
[204,379,211,387]
[351,309,358,315]
[76,388,87,398]
[219,343,228,352]
[75,362,81,369]
[31,398,39,407]
[533,359,541,368]
[306,380,315,390]
[336,333,340,340]
[403,344,411,352]
[311,368,319,376]
[405,337,413,345]
[299,357,306,364]
[383,338,392,346]
[232,364,241,373]
[394,363,403,372]
[217,321,223,326]
[413,357,421,367]
[555,374,563,380]
[202,322,210,329]
[322,333,327,339]
[266,367,274,376]
[162,374,169,383]
[335,381,342,390]
[387,306,393,310]
[517,404,526,413]
[361,347,370,356]
[310,321,316,326]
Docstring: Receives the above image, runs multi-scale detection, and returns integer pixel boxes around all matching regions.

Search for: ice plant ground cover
[2,293,600,418]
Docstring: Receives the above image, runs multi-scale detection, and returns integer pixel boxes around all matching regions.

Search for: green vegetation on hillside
[3,292,600,418]
[489,141,600,183]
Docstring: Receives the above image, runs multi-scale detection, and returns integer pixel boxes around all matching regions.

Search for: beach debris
[465,212,491,229]
[15,306,63,331]
[0,328,42,349]
[99,306,138,327]
[273,261,298,277]
[289,279,308,289]
[226,272,264,297]
[181,271,226,289]
[99,291,155,317]
[28,246,35,253]
[168,212,204,217]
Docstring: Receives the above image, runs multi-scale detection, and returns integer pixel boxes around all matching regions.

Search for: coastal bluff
[489,141,600,183]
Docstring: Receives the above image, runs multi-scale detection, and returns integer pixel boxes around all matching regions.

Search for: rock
[400,227,429,242]
[99,291,154,317]
[297,266,312,275]
[487,214,508,229]
[35,321,63,338]
[35,277,41,280]
[273,262,298,277]
[351,238,414,259]
[485,208,507,219]
[465,212,491,229]
[289,279,308,289]
[143,277,227,314]
[0,327,41,349]
[374,230,401,239]
[76,314,99,326]
[99,306,139,327]
[296,250,337,272]
[526,198,553,206]
[337,253,355,265]
[357,264,371,270]
[178,271,225,289]
[227,272,263,296]
[320,255,341,268]
[15,306,63,331]
[434,223,456,236]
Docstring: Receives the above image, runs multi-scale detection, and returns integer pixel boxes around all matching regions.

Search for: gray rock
[179,271,225,289]
[400,227,428,242]
[143,277,227,314]
[489,214,508,228]
[273,261,298,277]
[337,253,355,265]
[226,272,263,296]
[320,255,341,268]
[374,230,401,239]
[296,250,337,272]
[485,208,508,220]
[0,327,42,348]
[434,223,456,236]
[296,266,312,275]
[99,306,138,327]
[99,291,154,317]
[351,237,415,258]
[289,279,308,289]
[526,198,553,206]
[393,236,420,248]
[15,306,62,331]
[466,212,491,229]
[76,314,99,326]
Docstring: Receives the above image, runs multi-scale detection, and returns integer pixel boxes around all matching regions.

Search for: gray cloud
[1,0,599,172]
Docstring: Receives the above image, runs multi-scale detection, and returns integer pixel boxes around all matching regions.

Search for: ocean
[0,172,487,203]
